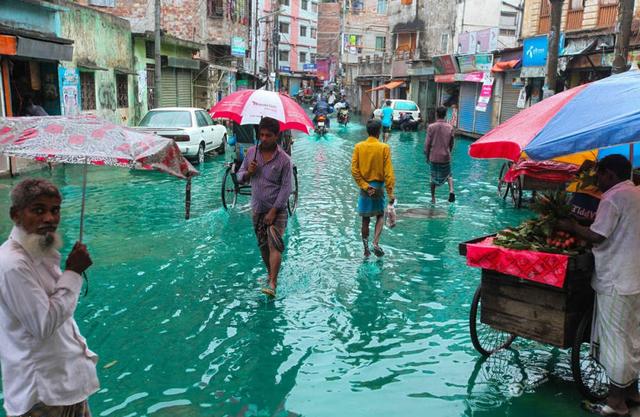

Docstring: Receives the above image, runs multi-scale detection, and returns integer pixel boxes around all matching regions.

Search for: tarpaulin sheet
[503,159,579,183]
[465,237,569,288]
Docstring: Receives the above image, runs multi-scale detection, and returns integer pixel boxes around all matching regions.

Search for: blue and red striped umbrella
[470,70,640,167]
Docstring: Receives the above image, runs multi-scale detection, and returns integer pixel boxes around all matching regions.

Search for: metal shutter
[176,69,193,107]
[160,67,178,107]
[500,71,521,123]
[458,82,477,133]
[474,94,493,134]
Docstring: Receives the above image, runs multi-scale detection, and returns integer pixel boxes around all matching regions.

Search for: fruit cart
[497,160,580,208]
[459,233,609,401]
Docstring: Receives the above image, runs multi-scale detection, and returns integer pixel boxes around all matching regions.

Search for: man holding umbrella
[0,178,98,417]
[560,155,640,416]
[237,117,293,297]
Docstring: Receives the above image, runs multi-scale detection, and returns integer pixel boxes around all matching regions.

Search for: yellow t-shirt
[351,136,395,197]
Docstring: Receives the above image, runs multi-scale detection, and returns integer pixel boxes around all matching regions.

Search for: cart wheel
[288,165,299,216]
[511,176,523,208]
[221,166,238,210]
[571,311,609,402]
[497,162,512,200]
[470,286,516,356]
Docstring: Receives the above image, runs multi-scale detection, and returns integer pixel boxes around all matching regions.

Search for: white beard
[18,229,63,258]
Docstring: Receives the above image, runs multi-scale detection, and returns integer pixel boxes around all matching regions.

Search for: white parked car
[373,99,422,126]
[136,107,227,164]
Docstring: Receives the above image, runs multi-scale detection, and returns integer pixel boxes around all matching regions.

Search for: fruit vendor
[559,154,640,417]
[568,160,601,226]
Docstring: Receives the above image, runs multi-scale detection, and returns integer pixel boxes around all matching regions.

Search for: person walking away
[380,100,393,143]
[351,119,395,257]
[313,97,331,129]
[237,117,293,297]
[0,178,98,417]
[328,91,336,107]
[558,154,640,417]
[424,106,455,204]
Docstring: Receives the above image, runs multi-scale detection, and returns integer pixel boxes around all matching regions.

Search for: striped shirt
[237,145,293,214]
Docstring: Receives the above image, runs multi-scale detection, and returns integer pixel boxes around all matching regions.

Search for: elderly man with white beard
[0,178,98,417]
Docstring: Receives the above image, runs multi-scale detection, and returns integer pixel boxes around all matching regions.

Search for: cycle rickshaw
[221,123,299,214]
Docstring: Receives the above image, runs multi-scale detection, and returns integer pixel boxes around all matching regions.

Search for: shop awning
[166,56,200,70]
[366,80,405,92]
[491,59,521,72]
[16,36,73,61]
[435,74,456,83]
[78,60,108,71]
[114,66,137,75]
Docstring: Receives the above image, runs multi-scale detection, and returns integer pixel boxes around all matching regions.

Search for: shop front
[520,34,565,108]
[456,53,494,137]
[560,35,614,89]
[490,49,523,125]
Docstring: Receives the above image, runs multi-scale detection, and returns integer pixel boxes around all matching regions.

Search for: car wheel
[217,134,227,154]
[197,143,205,165]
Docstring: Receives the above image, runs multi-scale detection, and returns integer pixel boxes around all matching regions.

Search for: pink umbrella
[0,115,199,241]
[209,89,314,134]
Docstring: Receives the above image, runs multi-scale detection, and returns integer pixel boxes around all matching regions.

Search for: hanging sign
[475,74,494,112]
[58,67,80,115]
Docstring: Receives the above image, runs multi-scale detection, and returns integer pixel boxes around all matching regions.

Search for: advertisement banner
[316,59,330,81]
[231,37,246,58]
[433,55,459,75]
[475,54,494,71]
[58,67,80,115]
[457,55,476,73]
[523,33,566,67]
[475,75,494,112]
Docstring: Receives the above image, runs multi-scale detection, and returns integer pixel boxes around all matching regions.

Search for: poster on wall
[517,87,527,109]
[475,74,494,112]
[58,67,80,116]
[137,70,147,104]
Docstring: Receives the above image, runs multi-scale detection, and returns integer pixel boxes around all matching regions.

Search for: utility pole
[154,0,162,108]
[545,0,563,95]
[612,0,635,74]
[272,2,280,92]
[338,0,346,87]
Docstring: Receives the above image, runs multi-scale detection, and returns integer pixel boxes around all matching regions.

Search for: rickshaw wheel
[511,176,523,208]
[470,286,516,356]
[571,311,609,402]
[287,166,299,216]
[221,166,238,210]
[497,162,512,200]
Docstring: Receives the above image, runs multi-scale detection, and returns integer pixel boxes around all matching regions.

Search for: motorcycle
[314,115,328,136]
[337,108,350,126]
[399,113,419,131]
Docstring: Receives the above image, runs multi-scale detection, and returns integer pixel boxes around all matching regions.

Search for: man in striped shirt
[237,117,293,297]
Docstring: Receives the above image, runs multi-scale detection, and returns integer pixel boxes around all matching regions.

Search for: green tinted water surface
[0,122,594,417]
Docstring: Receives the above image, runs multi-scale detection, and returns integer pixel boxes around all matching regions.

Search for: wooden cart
[497,161,569,208]
[460,236,609,401]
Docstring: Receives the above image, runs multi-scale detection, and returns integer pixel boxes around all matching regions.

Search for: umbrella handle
[79,158,88,243]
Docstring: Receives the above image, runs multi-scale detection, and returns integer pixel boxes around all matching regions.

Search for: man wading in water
[351,118,396,257]
[237,117,293,297]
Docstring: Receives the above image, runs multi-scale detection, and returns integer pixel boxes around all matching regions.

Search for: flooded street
[0,119,596,417]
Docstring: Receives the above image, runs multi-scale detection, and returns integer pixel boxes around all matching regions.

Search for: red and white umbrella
[209,89,314,134]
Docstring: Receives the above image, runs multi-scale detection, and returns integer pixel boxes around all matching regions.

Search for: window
[500,11,517,27]
[282,0,290,6]
[80,72,96,111]
[139,111,193,128]
[301,0,308,10]
[375,36,386,51]
[145,41,154,59]
[598,0,619,27]
[440,33,449,53]
[351,0,364,14]
[116,74,128,108]
[310,52,317,63]
[88,0,115,6]
[377,0,387,14]
[538,0,550,33]
[279,22,289,34]
[346,34,363,53]
[312,2,318,13]
[394,101,418,111]
[299,51,307,63]
[300,25,307,37]
[396,32,417,56]
[311,28,317,39]
[207,0,224,17]
[500,28,517,36]
[279,50,289,62]
[196,111,211,127]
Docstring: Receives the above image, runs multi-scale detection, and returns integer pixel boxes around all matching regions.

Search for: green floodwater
[0,120,597,417]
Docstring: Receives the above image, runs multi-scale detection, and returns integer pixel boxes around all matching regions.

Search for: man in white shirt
[560,154,640,416]
[0,178,98,417]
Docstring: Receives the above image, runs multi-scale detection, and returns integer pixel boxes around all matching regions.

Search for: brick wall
[318,2,340,57]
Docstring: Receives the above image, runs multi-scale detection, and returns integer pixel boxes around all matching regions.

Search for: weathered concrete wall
[57,1,136,124]
[343,0,390,64]
[0,0,62,35]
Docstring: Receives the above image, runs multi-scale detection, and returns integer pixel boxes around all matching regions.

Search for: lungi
[430,161,451,186]
[595,292,640,387]
[13,400,91,417]
[357,181,386,217]
[253,209,288,253]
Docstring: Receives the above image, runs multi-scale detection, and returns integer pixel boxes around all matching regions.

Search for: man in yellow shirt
[351,119,396,257]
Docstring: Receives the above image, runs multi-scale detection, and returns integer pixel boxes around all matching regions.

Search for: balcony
[597,3,618,27]
[566,8,584,30]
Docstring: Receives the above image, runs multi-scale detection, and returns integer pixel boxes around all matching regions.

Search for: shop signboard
[520,66,547,78]
[303,63,316,71]
[475,74,494,112]
[523,33,566,67]
[58,67,80,116]
[231,37,246,58]
[475,54,494,72]
[455,71,485,83]
[279,66,291,73]
[457,55,476,73]
[458,28,499,54]
[433,55,459,75]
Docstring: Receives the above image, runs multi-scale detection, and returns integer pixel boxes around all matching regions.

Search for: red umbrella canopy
[0,115,198,179]
[209,89,314,134]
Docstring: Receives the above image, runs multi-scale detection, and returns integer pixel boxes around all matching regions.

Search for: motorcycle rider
[313,97,332,129]
[334,96,350,124]
[399,112,417,131]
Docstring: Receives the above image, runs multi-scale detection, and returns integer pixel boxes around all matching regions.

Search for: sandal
[582,401,630,417]
[373,245,385,257]
[448,193,456,203]
[261,287,276,298]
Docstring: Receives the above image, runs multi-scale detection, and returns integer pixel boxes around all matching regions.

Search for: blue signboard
[303,63,316,71]
[523,33,565,67]
[231,37,246,58]
[279,66,291,73]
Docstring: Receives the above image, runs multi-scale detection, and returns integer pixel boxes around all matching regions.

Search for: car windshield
[139,111,192,128]
[394,101,418,111]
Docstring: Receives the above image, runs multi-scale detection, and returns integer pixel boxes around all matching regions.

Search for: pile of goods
[493,191,589,254]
